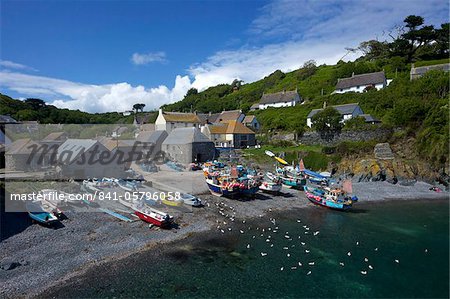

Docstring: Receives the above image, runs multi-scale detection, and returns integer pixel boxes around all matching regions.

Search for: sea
[44,199,449,298]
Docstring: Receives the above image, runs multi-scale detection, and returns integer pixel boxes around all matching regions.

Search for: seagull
[339,262,345,267]
[304,232,309,235]
[368,265,373,270]
[307,271,312,275]
[395,259,399,264]
[285,235,290,239]
[221,230,225,233]
[361,271,367,275]
[356,241,359,245]
[313,231,320,236]
[266,239,270,242]
[261,252,268,257]
[283,247,289,250]
[297,220,301,223]
[291,266,297,270]
[242,220,246,224]
[287,253,291,257]
[308,262,315,266]
[301,242,306,246]
[305,250,310,253]
[228,227,232,231]
[374,248,378,251]
[280,267,284,271]
[347,252,352,256]
[364,257,369,262]
[298,262,302,266]
[252,236,256,239]
[247,244,250,249]
[262,229,265,232]
[425,249,428,253]
[270,244,274,247]
[240,230,244,234]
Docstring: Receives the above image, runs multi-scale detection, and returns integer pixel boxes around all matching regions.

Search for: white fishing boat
[180,193,202,207]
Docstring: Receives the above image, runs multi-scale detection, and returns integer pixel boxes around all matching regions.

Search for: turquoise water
[45,200,449,298]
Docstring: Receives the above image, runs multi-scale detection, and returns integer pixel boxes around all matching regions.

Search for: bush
[303,151,329,171]
[322,146,336,154]
[336,141,377,156]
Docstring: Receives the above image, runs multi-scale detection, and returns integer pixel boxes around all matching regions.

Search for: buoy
[297,220,301,223]
[266,239,270,242]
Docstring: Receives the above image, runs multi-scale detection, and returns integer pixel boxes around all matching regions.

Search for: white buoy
[266,239,270,242]
[228,227,232,231]
[252,236,256,239]
[297,220,301,223]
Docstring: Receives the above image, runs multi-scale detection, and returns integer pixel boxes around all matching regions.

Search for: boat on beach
[26,201,59,224]
[131,203,173,228]
[117,179,139,192]
[259,173,282,194]
[303,181,358,210]
[180,193,202,207]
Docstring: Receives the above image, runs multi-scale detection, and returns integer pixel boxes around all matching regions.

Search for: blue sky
[1,0,448,113]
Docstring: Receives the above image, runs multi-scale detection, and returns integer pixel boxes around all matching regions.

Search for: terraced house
[202,120,256,148]
[155,109,201,133]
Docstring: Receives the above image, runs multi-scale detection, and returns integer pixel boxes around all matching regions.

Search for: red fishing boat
[132,204,173,228]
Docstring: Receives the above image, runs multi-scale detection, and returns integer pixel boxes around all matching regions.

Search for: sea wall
[298,128,392,146]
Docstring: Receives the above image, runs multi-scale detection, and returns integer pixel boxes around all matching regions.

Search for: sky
[0,0,448,113]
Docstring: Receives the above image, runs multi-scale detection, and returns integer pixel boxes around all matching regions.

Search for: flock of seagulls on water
[212,200,429,277]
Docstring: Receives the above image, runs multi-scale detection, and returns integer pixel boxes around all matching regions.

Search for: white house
[258,89,302,110]
[155,109,201,133]
[306,103,364,128]
[334,71,391,94]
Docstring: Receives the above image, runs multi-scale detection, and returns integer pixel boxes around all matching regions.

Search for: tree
[231,79,243,90]
[185,88,198,97]
[132,103,145,113]
[24,98,46,110]
[311,107,343,141]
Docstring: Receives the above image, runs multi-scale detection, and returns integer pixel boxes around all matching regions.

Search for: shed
[162,128,215,164]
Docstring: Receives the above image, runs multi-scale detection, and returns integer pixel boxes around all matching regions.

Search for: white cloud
[188,0,449,90]
[0,71,192,113]
[0,60,37,71]
[131,51,167,65]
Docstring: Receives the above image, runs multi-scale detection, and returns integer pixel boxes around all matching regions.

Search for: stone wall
[298,128,392,146]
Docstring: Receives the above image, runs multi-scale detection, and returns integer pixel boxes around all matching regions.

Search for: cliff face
[334,141,449,186]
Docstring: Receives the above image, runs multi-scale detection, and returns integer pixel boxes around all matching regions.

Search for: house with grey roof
[136,130,168,159]
[410,63,450,80]
[162,127,216,164]
[258,89,302,110]
[334,71,391,94]
[307,103,365,128]
[242,115,260,131]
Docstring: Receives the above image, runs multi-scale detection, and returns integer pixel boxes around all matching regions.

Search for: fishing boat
[117,179,139,192]
[205,174,240,197]
[161,193,184,207]
[259,173,282,194]
[180,193,202,207]
[132,204,173,228]
[26,201,59,224]
[303,182,358,211]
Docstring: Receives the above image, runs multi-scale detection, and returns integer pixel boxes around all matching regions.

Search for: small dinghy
[26,201,59,225]
[132,203,173,228]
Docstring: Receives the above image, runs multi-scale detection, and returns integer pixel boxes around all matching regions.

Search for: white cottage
[334,71,390,94]
[258,89,302,110]
[306,103,364,128]
[155,109,201,133]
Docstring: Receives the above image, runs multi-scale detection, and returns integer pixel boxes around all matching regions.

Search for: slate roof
[6,138,40,155]
[136,130,168,145]
[260,90,300,105]
[197,113,220,124]
[57,139,100,164]
[216,110,243,122]
[307,103,361,118]
[360,114,381,123]
[335,71,386,90]
[42,132,67,142]
[162,111,201,123]
[0,115,18,124]
[162,127,212,145]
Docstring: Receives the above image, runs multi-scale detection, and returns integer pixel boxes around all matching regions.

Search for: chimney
[352,72,355,77]
[323,101,327,109]
[159,108,163,115]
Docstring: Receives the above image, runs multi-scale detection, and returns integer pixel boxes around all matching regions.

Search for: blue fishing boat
[205,176,240,197]
[26,201,59,224]
[303,185,358,211]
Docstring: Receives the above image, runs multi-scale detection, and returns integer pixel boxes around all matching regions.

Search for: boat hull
[259,182,282,194]
[134,210,171,228]
[304,187,352,211]
[206,181,238,197]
